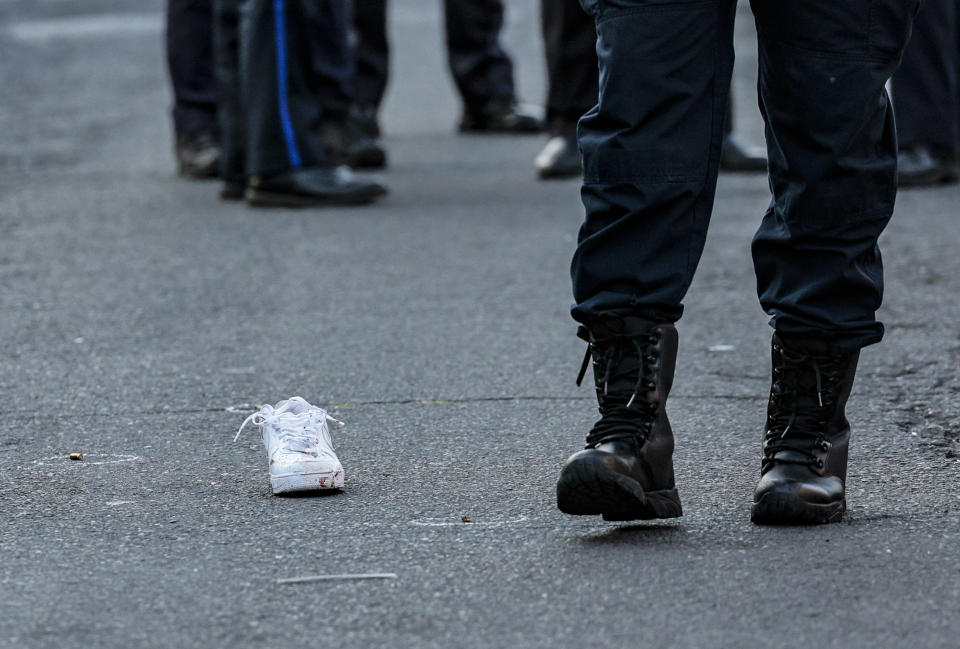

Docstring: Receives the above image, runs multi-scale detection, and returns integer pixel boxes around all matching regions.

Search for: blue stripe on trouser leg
[273,0,302,168]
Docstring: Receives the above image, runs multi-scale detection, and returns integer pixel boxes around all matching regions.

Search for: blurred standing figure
[533,0,598,178]
[893,0,960,187]
[556,0,918,526]
[166,0,220,178]
[533,0,765,180]
[720,93,766,172]
[214,0,386,207]
[351,0,543,137]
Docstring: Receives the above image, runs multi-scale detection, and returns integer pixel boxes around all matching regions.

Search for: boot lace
[576,330,660,448]
[762,343,844,473]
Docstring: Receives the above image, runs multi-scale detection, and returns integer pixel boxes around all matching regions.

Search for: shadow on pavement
[577,522,686,546]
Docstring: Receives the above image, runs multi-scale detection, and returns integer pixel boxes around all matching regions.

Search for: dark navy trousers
[541,0,598,126]
[352,0,516,108]
[166,0,218,135]
[571,0,920,351]
[215,0,353,180]
[893,0,959,154]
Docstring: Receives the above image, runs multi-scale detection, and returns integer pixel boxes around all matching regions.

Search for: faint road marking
[277,573,397,585]
[709,344,736,352]
[411,516,528,528]
[8,13,162,43]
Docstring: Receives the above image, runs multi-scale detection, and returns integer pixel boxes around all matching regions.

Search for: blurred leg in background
[720,90,766,172]
[720,0,766,172]
[166,0,220,178]
[214,0,245,198]
[534,0,597,179]
[352,0,390,137]
[892,0,960,187]
[311,0,388,169]
[351,0,543,135]
[445,0,543,132]
[533,0,764,180]
[214,0,387,207]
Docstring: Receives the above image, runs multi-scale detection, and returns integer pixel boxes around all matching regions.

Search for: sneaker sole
[271,470,344,495]
[556,457,682,521]
[750,491,845,525]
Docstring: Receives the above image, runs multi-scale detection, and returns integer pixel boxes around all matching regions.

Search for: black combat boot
[751,334,859,525]
[556,317,682,521]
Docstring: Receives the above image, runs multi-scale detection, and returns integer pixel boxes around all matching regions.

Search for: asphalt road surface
[1,2,958,648]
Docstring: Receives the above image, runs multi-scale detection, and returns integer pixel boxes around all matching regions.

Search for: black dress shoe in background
[219,179,245,201]
[535,121,581,179]
[175,131,220,179]
[720,133,767,172]
[898,146,959,187]
[317,108,387,170]
[459,98,543,133]
[535,134,580,179]
[245,166,387,208]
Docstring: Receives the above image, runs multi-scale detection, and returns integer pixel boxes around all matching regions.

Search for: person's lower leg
[560,0,736,520]
[749,0,918,524]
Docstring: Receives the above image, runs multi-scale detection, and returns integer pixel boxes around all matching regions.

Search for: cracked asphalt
[1,1,959,648]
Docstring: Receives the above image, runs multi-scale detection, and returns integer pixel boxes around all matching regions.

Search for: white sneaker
[235,396,345,494]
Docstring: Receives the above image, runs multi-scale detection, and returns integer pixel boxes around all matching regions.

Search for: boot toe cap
[755,472,843,505]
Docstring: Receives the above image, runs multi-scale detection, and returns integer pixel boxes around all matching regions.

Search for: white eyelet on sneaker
[235,396,344,494]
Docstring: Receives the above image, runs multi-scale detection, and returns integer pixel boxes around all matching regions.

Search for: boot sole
[556,457,682,521]
[271,470,344,495]
[751,492,845,525]
[245,187,385,208]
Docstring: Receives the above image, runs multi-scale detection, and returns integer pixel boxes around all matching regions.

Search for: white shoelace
[234,397,343,453]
